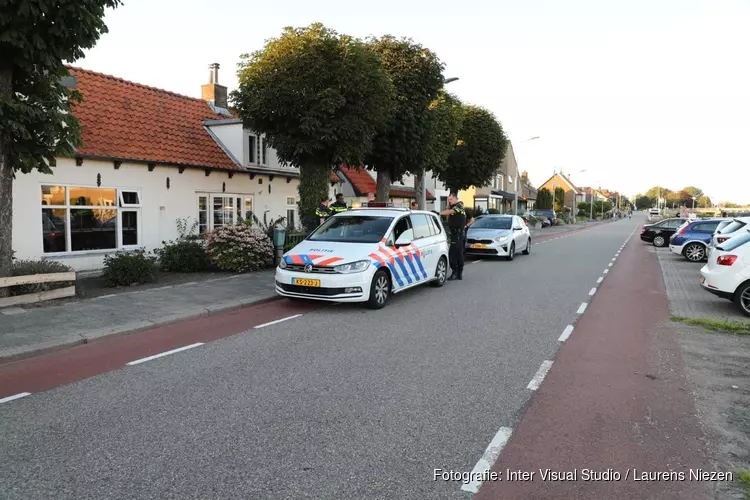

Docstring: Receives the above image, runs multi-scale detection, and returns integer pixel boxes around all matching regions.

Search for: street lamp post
[417,77,459,210]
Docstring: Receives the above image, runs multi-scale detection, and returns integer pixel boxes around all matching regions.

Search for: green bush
[102,250,158,287]
[156,240,208,272]
[10,259,75,296]
[206,224,274,272]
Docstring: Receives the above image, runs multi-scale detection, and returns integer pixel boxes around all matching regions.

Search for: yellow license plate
[293,278,321,287]
[471,243,487,249]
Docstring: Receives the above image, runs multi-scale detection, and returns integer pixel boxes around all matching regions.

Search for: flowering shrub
[206,225,274,272]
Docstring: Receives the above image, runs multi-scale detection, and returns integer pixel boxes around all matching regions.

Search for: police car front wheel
[367,269,391,309]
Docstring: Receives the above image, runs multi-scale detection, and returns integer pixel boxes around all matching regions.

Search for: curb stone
[0,294,283,364]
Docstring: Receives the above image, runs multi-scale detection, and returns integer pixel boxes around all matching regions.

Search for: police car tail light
[334,260,370,273]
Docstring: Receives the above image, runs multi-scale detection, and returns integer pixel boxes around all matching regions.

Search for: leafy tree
[417,91,463,205]
[682,186,704,198]
[645,186,671,201]
[577,201,591,216]
[635,195,652,210]
[593,200,613,216]
[0,0,122,290]
[433,105,507,194]
[232,23,395,230]
[665,191,682,208]
[698,195,712,208]
[364,36,444,201]
[554,187,565,211]
[536,188,553,209]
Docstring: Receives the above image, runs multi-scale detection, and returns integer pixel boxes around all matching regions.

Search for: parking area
[655,246,747,321]
[652,244,749,499]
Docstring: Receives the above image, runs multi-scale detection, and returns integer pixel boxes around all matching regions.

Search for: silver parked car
[464,215,531,261]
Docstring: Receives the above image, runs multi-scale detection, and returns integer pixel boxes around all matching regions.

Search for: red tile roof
[338,166,434,200]
[67,67,240,170]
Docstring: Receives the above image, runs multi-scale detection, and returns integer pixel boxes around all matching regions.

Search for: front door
[385,216,417,289]
[409,213,437,281]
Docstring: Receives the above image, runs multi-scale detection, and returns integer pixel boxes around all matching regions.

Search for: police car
[275,207,450,309]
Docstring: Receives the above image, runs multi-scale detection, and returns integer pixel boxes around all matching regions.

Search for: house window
[41,185,141,253]
[286,196,295,206]
[248,135,257,164]
[286,209,295,228]
[197,193,253,232]
[198,196,209,234]
[261,138,267,165]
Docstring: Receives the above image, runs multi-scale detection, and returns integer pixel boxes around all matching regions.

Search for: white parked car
[708,216,750,256]
[700,229,750,317]
[464,215,531,261]
[276,208,449,309]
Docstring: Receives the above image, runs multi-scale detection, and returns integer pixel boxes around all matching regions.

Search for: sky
[79,0,750,205]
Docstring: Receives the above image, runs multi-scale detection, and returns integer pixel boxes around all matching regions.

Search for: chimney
[201,63,227,109]
[521,171,528,179]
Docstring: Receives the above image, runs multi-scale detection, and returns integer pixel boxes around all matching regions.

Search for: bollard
[272,225,286,267]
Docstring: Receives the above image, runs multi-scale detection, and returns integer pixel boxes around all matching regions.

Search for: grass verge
[737,469,750,499]
[670,316,750,335]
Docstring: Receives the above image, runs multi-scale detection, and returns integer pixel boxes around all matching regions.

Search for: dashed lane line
[577,302,588,314]
[558,325,574,342]
[460,427,514,493]
[0,392,31,404]
[126,343,204,366]
[254,314,303,329]
[589,287,597,296]
[527,360,554,390]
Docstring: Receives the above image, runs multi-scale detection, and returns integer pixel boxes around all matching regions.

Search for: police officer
[329,193,348,215]
[440,194,473,280]
[315,196,331,226]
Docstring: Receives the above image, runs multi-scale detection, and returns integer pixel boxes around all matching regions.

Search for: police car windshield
[308,216,392,243]
[471,217,512,230]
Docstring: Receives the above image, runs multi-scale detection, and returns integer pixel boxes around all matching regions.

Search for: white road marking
[611,258,616,261]
[94,294,117,299]
[460,427,514,493]
[527,360,554,390]
[558,325,574,342]
[0,392,31,404]
[608,262,613,267]
[254,314,303,329]
[577,302,588,314]
[589,287,597,296]
[603,269,609,274]
[472,259,483,264]
[126,343,204,366]
[597,277,604,283]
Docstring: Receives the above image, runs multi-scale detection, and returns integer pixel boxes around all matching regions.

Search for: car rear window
[716,231,750,251]
[691,221,720,233]
[718,220,747,234]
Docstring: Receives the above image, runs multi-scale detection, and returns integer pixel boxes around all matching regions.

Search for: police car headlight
[334,260,370,273]
[495,235,508,242]
[278,259,287,269]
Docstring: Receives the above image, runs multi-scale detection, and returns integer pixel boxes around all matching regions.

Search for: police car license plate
[293,278,320,287]
[700,275,705,284]
[471,243,487,249]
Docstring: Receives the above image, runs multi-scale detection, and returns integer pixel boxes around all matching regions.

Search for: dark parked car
[640,217,687,247]
[528,209,556,226]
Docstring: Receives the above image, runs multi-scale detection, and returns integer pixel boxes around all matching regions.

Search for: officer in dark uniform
[315,196,331,226]
[329,193,348,215]
[440,193,472,280]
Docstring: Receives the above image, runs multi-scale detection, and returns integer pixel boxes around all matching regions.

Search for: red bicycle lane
[474,233,714,499]
[0,298,323,399]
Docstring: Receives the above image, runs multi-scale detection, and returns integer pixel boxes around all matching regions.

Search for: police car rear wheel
[366,270,391,309]
[522,238,531,255]
[432,257,448,287]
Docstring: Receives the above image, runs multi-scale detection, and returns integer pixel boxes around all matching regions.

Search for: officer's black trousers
[449,234,465,273]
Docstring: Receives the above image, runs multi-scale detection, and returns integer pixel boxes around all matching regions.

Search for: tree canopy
[536,188,553,209]
[433,105,507,194]
[232,23,395,229]
[364,36,444,201]
[0,0,122,285]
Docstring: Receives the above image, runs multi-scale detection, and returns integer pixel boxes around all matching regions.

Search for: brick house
[537,172,583,212]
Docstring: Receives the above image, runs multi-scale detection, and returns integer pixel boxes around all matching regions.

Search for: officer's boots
[448,271,458,281]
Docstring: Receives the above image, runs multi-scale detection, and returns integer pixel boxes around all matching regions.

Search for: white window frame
[286,196,296,206]
[40,184,142,255]
[197,192,254,233]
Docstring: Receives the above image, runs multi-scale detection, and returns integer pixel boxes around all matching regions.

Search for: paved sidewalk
[654,246,746,320]
[529,219,612,238]
[0,270,278,362]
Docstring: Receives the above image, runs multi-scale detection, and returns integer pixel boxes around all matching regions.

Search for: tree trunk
[375,170,391,203]
[0,66,13,297]
[414,169,425,210]
[298,161,331,233]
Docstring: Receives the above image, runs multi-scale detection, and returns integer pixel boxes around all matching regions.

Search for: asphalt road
[0,217,641,500]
